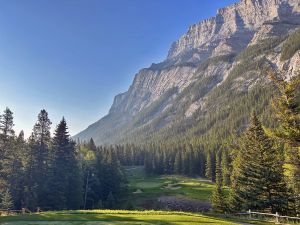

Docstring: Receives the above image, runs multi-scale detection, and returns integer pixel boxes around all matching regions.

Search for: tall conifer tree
[270,72,300,211]
[46,118,82,210]
[0,108,15,209]
[230,113,288,213]
[211,152,225,213]
[31,109,52,207]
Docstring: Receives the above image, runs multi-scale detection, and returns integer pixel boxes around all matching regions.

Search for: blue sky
[0,0,238,137]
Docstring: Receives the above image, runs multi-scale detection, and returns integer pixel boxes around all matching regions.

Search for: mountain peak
[75,0,300,145]
[167,0,299,59]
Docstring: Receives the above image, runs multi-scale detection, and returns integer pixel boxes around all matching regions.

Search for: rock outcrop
[75,0,300,145]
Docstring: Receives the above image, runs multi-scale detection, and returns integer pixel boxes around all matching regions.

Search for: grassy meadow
[0,210,273,225]
[124,166,224,209]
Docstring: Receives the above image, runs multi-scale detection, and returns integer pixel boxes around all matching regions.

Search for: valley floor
[123,166,219,211]
[0,167,275,225]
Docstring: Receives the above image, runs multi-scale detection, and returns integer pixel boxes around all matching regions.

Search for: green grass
[136,181,163,188]
[0,210,253,225]
[124,166,223,209]
[0,167,273,225]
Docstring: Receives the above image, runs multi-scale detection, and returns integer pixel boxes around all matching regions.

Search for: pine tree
[106,191,115,209]
[45,118,82,210]
[0,108,15,209]
[99,148,126,206]
[230,113,288,213]
[182,148,189,175]
[0,108,15,164]
[144,151,153,174]
[23,135,39,210]
[211,152,225,213]
[0,189,13,210]
[163,151,170,174]
[174,151,182,174]
[205,152,213,181]
[188,148,195,176]
[31,109,52,207]
[221,150,230,186]
[87,138,97,152]
[9,131,26,209]
[0,108,15,142]
[270,72,300,211]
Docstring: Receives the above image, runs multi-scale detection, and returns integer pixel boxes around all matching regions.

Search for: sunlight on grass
[123,166,217,209]
[0,210,242,225]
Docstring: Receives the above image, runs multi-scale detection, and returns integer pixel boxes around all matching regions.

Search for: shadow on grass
[0,213,176,225]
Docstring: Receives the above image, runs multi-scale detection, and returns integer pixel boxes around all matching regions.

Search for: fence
[236,209,300,224]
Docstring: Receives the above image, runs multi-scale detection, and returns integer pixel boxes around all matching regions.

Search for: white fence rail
[236,209,300,224]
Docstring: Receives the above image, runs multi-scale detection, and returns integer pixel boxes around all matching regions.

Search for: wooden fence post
[248,209,251,219]
[275,212,279,224]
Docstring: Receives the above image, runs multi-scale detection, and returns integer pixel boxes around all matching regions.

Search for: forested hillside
[75,0,300,146]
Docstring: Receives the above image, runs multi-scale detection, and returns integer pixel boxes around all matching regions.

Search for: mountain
[75,0,300,146]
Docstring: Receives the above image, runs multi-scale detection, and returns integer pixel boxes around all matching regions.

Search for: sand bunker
[133,189,143,194]
[163,183,181,190]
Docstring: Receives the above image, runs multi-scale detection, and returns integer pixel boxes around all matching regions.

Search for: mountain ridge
[74,0,300,145]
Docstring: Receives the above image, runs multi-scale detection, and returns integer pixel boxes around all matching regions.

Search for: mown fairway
[124,166,224,209]
[0,210,254,225]
[0,168,273,225]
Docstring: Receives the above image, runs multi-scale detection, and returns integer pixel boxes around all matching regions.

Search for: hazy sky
[0,0,238,137]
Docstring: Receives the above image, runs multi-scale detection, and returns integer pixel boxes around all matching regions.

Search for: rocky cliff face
[168,0,299,58]
[75,0,300,145]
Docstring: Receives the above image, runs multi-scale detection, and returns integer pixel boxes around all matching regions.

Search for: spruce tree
[144,151,153,174]
[31,109,52,207]
[99,149,126,206]
[188,148,195,176]
[45,118,82,210]
[0,108,15,209]
[9,131,26,209]
[174,152,182,174]
[221,150,230,186]
[0,108,15,142]
[87,138,97,152]
[106,191,115,209]
[23,135,39,210]
[230,113,288,213]
[205,152,213,181]
[211,152,225,213]
[0,189,13,210]
[182,148,189,175]
[270,72,300,211]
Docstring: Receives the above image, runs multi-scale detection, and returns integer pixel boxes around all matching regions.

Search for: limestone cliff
[75,0,300,145]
